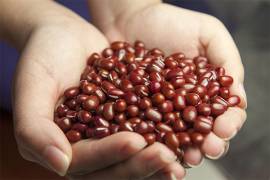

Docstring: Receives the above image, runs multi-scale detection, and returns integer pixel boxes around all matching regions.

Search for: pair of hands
[11,1,247,180]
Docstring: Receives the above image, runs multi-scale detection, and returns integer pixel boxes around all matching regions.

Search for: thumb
[13,65,72,176]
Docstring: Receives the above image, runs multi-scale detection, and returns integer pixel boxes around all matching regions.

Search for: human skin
[0,0,185,180]
[88,0,247,172]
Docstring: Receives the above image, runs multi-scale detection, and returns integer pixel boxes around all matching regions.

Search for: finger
[201,17,247,108]
[147,162,186,180]
[183,146,203,167]
[13,70,72,176]
[213,107,247,140]
[201,132,226,160]
[75,142,177,180]
[69,132,147,174]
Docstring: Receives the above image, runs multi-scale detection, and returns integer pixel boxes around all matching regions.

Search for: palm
[105,3,246,165]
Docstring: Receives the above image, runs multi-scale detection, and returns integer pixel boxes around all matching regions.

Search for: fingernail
[239,83,247,109]
[43,146,70,176]
[184,157,204,168]
[221,142,230,157]
[223,129,237,141]
[205,147,225,160]
[169,173,177,180]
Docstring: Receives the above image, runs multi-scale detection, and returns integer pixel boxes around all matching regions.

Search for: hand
[100,3,247,168]
[11,2,182,180]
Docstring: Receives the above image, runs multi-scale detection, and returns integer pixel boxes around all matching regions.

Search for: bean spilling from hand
[55,40,240,162]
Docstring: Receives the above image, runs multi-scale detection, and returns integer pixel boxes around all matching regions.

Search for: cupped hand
[101,3,247,168]
[12,5,184,180]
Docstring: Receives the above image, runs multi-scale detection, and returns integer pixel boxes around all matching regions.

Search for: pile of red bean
[54,40,240,160]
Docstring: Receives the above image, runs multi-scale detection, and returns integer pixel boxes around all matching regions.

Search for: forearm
[0,0,84,50]
[87,0,161,33]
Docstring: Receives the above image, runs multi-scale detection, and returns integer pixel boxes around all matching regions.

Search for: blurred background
[1,0,269,179]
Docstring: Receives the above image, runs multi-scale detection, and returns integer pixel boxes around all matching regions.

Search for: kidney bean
[120,79,134,92]
[211,96,229,107]
[76,94,89,104]
[64,87,80,99]
[208,85,220,97]
[65,99,78,110]
[183,106,197,122]
[149,72,163,82]
[111,41,125,50]
[107,88,124,99]
[164,56,178,69]
[219,87,230,99]
[102,48,113,58]
[166,68,184,80]
[216,67,225,77]
[173,94,186,110]
[182,83,195,92]
[175,88,188,96]
[134,121,149,134]
[101,81,116,93]
[66,110,77,122]
[87,53,100,66]
[66,130,81,143]
[127,105,139,117]
[170,77,185,89]
[145,108,162,122]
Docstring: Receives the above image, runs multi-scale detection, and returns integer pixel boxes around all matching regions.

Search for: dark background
[1,0,270,179]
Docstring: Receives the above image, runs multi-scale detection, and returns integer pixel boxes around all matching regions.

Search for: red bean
[64,99,78,110]
[186,93,201,106]
[197,103,211,116]
[138,97,152,110]
[103,103,115,121]
[158,100,174,113]
[94,88,106,103]
[183,106,197,122]
[111,41,125,50]
[190,132,204,145]
[149,81,161,94]
[127,105,139,117]
[227,95,241,106]
[211,96,229,107]
[165,132,179,148]
[78,110,92,123]
[220,87,230,99]
[172,119,187,132]
[145,108,162,122]
[134,85,149,97]
[143,133,156,145]
[114,113,127,124]
[82,95,100,111]
[87,53,100,66]
[56,104,68,117]
[107,88,124,99]
[109,124,120,134]
[114,99,127,112]
[211,103,227,116]
[156,123,173,133]
[192,85,207,98]
[66,130,81,143]
[135,121,149,134]
[219,76,233,87]
[163,112,176,124]
[57,117,71,132]
[152,93,165,105]
[64,87,80,99]
[94,116,109,127]
[176,132,191,146]
[102,48,113,58]
[149,72,164,82]
[94,127,110,138]
[124,92,138,105]
[173,94,186,110]
[166,68,184,80]
[120,121,134,132]
[170,77,185,89]
[66,110,77,122]
[72,123,87,133]
[194,116,213,134]
[208,85,220,97]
